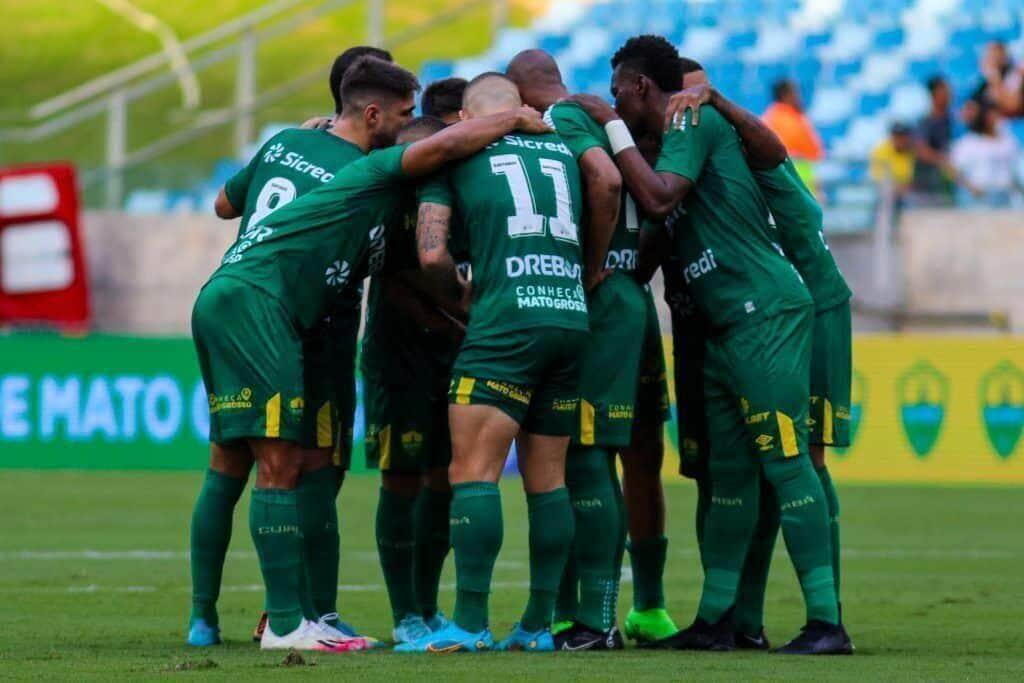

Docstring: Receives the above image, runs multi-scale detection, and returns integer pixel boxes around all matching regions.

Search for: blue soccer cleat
[425,611,450,633]
[393,622,493,653]
[186,618,221,647]
[495,623,554,652]
[393,614,432,644]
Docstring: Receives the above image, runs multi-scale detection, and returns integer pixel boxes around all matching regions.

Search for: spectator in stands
[950,100,1020,208]
[763,78,824,190]
[869,122,916,200]
[973,41,1023,119]
[913,76,955,202]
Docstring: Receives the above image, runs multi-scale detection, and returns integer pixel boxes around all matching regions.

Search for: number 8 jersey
[419,132,589,338]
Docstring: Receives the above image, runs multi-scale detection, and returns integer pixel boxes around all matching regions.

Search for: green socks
[249,488,304,636]
[628,535,670,611]
[565,448,623,630]
[296,467,340,620]
[413,486,452,619]
[732,476,780,636]
[189,469,246,627]
[555,555,579,623]
[816,465,842,601]
[376,487,418,625]
[520,487,575,632]
[451,482,503,633]
[765,458,839,625]
[696,468,760,623]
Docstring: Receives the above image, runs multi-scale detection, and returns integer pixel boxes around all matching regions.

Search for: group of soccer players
[186,33,855,656]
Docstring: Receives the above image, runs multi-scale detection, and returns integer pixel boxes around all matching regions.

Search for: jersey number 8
[490,154,578,244]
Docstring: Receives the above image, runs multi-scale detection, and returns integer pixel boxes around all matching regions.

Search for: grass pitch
[1,471,1022,680]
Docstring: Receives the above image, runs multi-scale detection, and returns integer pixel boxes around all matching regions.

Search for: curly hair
[610,35,683,92]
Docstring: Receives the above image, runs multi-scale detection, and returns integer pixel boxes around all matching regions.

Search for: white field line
[0,550,524,567]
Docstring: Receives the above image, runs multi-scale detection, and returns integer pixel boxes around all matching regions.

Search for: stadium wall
[1,333,1021,482]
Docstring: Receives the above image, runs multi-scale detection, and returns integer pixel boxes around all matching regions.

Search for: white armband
[604,119,636,155]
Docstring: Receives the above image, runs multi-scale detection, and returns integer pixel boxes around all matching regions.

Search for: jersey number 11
[490,154,578,244]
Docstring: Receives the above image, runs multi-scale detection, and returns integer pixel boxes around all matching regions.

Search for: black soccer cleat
[734,628,771,650]
[644,613,736,651]
[774,620,854,655]
[553,622,625,651]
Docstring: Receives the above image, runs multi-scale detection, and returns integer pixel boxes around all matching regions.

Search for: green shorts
[573,272,647,448]
[450,327,586,436]
[671,315,710,479]
[330,309,361,470]
[364,371,450,473]
[809,300,853,447]
[704,307,813,469]
[635,287,672,426]
[193,276,312,445]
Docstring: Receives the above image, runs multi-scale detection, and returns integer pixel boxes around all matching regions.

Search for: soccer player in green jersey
[192,56,550,652]
[395,73,586,653]
[568,34,848,654]
[363,116,466,644]
[507,48,646,650]
[664,65,855,651]
[186,47,387,649]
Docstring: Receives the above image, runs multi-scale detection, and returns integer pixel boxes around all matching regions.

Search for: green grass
[1,0,535,202]
[1,472,1022,680]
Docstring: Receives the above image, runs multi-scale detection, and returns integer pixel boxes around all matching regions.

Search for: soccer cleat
[318,614,381,649]
[186,618,221,647]
[624,607,678,643]
[774,620,854,655]
[252,611,268,642]
[495,623,554,652]
[735,628,771,651]
[318,613,359,638]
[424,611,450,632]
[393,622,494,653]
[260,619,375,653]
[553,622,625,651]
[393,614,432,644]
[551,620,574,636]
[648,614,735,651]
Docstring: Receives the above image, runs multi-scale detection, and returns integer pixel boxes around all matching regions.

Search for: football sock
[732,476,780,636]
[816,465,842,602]
[189,469,246,627]
[566,448,623,630]
[249,488,304,636]
[451,482,503,633]
[554,554,579,623]
[296,467,339,621]
[520,487,575,632]
[695,471,711,561]
[376,486,418,625]
[612,465,627,584]
[764,457,839,625]
[628,535,670,611]
[413,486,451,620]
[696,467,759,623]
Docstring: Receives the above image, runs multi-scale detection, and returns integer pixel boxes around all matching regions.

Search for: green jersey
[419,132,588,338]
[545,101,641,272]
[753,158,853,312]
[655,106,811,333]
[211,144,409,331]
[224,128,364,235]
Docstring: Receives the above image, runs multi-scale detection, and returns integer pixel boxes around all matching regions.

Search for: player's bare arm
[213,188,241,219]
[400,106,550,177]
[567,94,691,221]
[416,201,465,308]
[578,147,622,292]
[664,85,786,170]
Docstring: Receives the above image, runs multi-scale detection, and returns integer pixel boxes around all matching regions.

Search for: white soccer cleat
[316,615,380,650]
[260,619,374,653]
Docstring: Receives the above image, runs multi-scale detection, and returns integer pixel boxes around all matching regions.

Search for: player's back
[225,127,365,235]
[429,132,589,338]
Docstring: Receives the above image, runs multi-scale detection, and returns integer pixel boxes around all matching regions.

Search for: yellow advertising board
[663,335,1024,485]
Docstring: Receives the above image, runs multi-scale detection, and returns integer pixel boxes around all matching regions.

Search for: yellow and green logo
[979,360,1024,459]
[897,360,948,458]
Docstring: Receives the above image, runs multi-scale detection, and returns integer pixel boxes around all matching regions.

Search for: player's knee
[256,447,303,489]
[209,443,253,479]
[809,444,826,469]
[761,455,810,490]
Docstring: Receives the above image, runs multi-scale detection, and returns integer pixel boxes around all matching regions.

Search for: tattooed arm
[416,202,466,312]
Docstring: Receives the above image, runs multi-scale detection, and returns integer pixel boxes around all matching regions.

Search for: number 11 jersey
[418,132,589,338]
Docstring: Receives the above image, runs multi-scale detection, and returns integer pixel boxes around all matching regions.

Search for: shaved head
[462,72,522,117]
[506,49,567,111]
